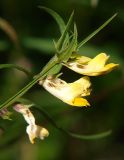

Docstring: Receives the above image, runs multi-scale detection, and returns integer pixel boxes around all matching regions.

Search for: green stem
[0,55,58,110]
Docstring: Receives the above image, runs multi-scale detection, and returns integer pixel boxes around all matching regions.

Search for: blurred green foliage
[0,0,124,160]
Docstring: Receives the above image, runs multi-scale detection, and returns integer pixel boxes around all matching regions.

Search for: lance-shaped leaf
[77,13,117,49]
[56,11,74,52]
[58,23,78,62]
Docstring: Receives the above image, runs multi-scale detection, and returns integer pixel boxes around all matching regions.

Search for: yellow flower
[13,104,49,144]
[64,53,119,76]
[39,75,91,107]
[26,124,49,144]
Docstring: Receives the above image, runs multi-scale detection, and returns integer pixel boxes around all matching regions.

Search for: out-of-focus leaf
[71,0,92,6]
[0,64,32,77]
[23,37,55,54]
[0,40,9,51]
[73,0,99,7]
[0,17,19,50]
[91,0,99,7]
[0,119,25,147]
[0,108,12,120]
[77,13,117,49]
[67,130,112,140]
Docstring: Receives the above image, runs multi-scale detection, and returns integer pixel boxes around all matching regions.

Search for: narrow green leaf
[0,17,20,50]
[67,130,112,140]
[39,6,66,34]
[77,13,117,49]
[59,23,78,62]
[73,23,78,50]
[0,64,32,77]
[56,11,74,51]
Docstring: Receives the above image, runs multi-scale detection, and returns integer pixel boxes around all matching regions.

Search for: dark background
[0,0,124,160]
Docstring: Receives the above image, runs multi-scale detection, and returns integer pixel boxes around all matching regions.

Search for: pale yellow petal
[104,63,119,72]
[26,125,49,144]
[65,53,119,76]
[84,63,119,76]
[14,104,49,144]
[67,76,91,97]
[70,52,91,64]
[26,125,36,144]
[76,55,91,64]
[37,126,49,140]
[86,53,109,70]
[41,76,91,107]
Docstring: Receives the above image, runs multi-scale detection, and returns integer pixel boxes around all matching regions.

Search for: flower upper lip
[63,53,119,76]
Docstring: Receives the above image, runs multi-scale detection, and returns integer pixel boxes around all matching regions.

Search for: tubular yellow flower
[64,53,119,76]
[39,75,91,107]
[13,104,49,144]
